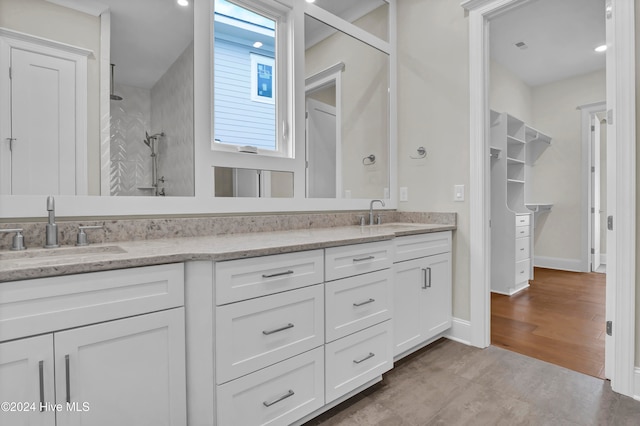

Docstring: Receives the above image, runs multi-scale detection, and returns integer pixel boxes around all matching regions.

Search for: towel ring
[410,147,427,159]
[362,154,376,165]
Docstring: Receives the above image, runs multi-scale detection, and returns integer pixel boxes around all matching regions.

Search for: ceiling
[48,0,193,89]
[490,0,606,87]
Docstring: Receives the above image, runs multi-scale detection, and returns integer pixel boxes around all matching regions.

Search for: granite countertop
[0,223,455,282]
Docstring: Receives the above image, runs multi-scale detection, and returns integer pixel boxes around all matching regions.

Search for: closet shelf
[507,157,525,165]
[507,135,526,145]
[525,126,552,145]
[525,203,553,213]
[507,179,525,184]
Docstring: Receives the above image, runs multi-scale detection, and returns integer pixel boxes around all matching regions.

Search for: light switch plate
[399,187,408,202]
[454,184,464,202]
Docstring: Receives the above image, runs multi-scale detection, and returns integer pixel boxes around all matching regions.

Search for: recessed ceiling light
[595,44,607,52]
[306,0,316,3]
[253,41,263,48]
[177,0,189,6]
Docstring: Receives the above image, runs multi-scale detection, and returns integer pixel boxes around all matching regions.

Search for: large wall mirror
[0,0,194,198]
[0,0,396,217]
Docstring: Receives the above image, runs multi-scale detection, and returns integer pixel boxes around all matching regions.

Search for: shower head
[110,64,123,101]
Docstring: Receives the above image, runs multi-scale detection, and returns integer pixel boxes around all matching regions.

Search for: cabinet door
[422,252,452,339]
[393,253,452,358]
[393,258,425,357]
[54,308,186,426]
[0,335,55,426]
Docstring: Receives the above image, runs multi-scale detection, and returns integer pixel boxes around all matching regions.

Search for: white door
[54,309,186,426]
[393,258,425,357]
[592,116,602,271]
[0,335,55,426]
[7,48,77,195]
[306,98,337,198]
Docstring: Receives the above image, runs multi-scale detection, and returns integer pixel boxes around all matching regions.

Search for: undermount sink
[0,245,127,261]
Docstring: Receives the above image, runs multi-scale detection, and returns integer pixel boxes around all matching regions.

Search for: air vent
[515,41,528,50]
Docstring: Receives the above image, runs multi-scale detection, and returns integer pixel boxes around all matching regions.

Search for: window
[213,0,289,156]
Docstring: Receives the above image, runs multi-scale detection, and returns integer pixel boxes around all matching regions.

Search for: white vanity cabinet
[0,264,187,426]
[392,232,452,359]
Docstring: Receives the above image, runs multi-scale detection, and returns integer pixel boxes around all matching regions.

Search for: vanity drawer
[515,259,530,284]
[325,320,393,403]
[217,347,324,426]
[515,237,530,261]
[0,264,184,342]
[515,225,530,238]
[393,231,452,263]
[216,285,324,384]
[215,249,324,305]
[325,269,392,342]
[515,214,530,227]
[325,240,393,281]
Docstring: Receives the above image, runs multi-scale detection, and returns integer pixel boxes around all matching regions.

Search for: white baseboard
[445,317,472,345]
[534,256,584,272]
[634,367,640,401]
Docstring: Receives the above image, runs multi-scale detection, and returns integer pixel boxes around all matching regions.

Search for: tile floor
[306,339,640,425]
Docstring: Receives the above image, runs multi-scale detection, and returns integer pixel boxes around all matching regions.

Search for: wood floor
[491,267,606,379]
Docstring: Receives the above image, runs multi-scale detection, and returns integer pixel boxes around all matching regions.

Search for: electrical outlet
[399,187,409,202]
[384,188,390,198]
[454,184,465,202]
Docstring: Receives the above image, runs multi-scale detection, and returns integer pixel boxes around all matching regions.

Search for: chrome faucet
[369,199,385,225]
[44,196,59,248]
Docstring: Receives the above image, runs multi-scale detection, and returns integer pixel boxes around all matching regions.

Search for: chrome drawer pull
[262,270,294,278]
[520,270,525,274]
[263,389,295,407]
[353,352,375,364]
[39,361,45,411]
[262,323,294,335]
[520,248,525,251]
[353,298,375,307]
[353,255,375,262]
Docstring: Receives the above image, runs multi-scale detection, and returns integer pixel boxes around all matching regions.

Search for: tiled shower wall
[151,42,195,197]
[110,43,194,197]
[110,84,153,196]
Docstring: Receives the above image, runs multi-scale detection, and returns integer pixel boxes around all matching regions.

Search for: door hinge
[591,125,595,131]
[8,66,11,79]
[591,207,595,213]
[607,215,613,230]
[606,320,613,336]
[305,111,308,119]
[591,166,595,173]
[591,248,595,254]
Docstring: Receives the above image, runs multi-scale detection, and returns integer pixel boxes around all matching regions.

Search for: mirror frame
[0,0,397,218]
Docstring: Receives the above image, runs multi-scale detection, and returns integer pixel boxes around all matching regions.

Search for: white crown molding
[45,0,108,17]
[0,27,94,58]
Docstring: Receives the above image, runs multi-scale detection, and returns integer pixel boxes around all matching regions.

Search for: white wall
[490,60,534,123]
[397,0,470,320]
[530,70,606,262]
[0,0,101,194]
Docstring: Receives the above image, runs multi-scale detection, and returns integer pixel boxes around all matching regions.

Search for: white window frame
[211,0,293,160]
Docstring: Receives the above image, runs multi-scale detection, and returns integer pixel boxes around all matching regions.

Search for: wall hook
[410,146,427,159]
[362,154,376,165]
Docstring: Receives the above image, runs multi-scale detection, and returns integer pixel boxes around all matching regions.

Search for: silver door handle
[353,298,375,307]
[262,323,294,335]
[39,361,45,412]
[262,270,294,278]
[263,389,294,407]
[65,355,71,404]
[353,255,375,262]
[353,352,375,364]
[422,267,432,289]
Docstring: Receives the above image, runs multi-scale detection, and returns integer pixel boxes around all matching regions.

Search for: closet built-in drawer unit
[514,214,531,287]
[515,236,530,261]
[515,214,530,227]
[515,259,530,284]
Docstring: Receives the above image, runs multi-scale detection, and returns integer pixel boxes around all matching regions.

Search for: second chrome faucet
[369,199,385,225]
[44,196,59,248]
